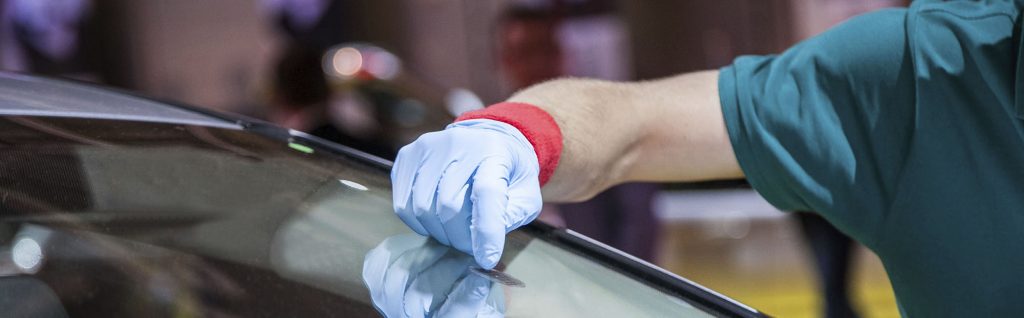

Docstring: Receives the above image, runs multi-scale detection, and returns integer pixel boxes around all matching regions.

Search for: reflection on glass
[9,225,52,275]
[12,237,42,272]
[340,179,369,191]
[358,231,714,317]
[362,234,505,318]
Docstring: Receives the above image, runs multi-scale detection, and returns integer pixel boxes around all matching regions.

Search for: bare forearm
[508,70,742,202]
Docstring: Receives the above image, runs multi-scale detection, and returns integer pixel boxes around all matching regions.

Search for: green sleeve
[718,9,917,244]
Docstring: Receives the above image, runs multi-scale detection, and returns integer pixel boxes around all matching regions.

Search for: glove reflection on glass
[391,119,543,269]
[362,234,506,318]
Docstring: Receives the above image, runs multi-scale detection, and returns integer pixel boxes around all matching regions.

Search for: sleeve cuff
[456,102,564,186]
[718,62,794,212]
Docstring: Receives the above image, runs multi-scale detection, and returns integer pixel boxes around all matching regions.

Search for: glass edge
[521,222,768,318]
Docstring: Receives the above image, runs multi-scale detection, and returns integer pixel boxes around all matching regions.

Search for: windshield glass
[0,116,719,317]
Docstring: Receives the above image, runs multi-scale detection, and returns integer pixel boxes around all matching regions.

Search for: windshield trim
[287,129,394,169]
[522,223,766,318]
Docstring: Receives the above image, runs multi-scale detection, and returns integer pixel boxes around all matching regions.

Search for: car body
[0,72,766,317]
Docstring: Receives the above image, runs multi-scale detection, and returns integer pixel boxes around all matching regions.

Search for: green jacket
[719,1,1024,316]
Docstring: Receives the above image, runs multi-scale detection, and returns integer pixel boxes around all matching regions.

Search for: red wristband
[455,102,563,186]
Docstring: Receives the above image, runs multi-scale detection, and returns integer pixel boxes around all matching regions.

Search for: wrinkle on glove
[391,119,543,269]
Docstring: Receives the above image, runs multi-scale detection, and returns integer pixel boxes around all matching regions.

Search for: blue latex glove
[362,234,505,318]
[391,119,543,269]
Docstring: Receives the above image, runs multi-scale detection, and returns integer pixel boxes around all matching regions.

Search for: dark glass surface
[0,116,389,317]
[0,115,736,317]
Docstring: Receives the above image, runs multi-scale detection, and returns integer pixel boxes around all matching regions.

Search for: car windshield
[0,115,739,317]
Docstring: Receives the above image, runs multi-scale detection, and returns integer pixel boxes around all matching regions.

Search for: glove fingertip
[474,247,501,269]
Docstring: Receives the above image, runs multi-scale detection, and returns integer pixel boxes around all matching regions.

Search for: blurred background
[0,0,910,317]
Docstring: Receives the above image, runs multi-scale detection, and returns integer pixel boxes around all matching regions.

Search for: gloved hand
[362,234,505,318]
[391,119,543,269]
